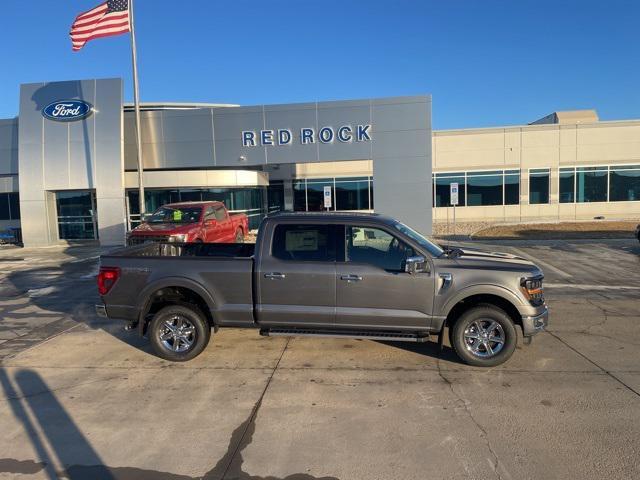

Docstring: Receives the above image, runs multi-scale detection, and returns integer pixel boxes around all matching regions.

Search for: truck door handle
[264,272,286,280]
[340,274,362,282]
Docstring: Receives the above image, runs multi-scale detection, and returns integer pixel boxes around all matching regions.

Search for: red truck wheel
[235,229,244,243]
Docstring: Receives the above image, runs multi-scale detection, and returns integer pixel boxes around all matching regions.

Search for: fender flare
[136,276,218,332]
[440,284,525,319]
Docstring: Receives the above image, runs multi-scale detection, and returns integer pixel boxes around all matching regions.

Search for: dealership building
[0,77,639,247]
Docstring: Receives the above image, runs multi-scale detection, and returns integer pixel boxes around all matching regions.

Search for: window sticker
[285,230,319,251]
[172,209,183,221]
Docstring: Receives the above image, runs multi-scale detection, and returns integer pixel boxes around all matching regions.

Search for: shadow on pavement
[377,338,462,364]
[0,368,339,479]
[0,245,154,360]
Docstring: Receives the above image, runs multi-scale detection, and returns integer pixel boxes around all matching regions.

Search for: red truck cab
[127,201,249,245]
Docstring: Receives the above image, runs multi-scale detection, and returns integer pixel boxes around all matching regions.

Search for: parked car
[636,224,640,243]
[98,212,548,367]
[0,227,21,245]
[127,201,248,245]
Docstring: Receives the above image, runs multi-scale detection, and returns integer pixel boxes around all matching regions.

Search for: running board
[260,328,430,343]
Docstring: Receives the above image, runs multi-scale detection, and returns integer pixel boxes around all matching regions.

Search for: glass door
[55,190,98,240]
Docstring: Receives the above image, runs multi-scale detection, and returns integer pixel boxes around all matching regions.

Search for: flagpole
[129,0,145,219]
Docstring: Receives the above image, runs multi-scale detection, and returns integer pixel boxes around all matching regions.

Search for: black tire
[235,229,244,243]
[148,304,211,362]
[450,305,517,367]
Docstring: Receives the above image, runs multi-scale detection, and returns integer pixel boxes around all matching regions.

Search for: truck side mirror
[405,256,427,274]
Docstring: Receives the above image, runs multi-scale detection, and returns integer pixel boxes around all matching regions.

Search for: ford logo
[42,100,93,122]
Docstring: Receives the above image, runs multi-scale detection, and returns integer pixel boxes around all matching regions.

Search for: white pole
[453,204,456,240]
[129,0,145,218]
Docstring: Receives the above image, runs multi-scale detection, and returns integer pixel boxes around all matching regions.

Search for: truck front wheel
[450,305,517,367]
[148,304,211,361]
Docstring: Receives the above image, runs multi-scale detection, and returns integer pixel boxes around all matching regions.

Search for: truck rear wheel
[450,305,517,367]
[148,304,211,362]
[235,229,244,243]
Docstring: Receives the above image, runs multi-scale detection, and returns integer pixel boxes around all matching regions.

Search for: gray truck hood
[442,247,542,274]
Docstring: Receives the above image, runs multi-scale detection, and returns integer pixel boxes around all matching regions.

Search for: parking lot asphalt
[0,239,639,480]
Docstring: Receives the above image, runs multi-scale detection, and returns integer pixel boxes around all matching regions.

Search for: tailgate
[98,254,255,326]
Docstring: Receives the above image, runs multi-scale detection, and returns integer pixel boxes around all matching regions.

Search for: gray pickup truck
[96,212,548,367]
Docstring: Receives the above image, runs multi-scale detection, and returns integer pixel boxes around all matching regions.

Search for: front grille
[127,235,170,246]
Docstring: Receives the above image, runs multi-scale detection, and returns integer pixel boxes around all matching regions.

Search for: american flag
[70,0,130,51]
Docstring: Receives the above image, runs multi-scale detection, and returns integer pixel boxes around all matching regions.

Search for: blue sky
[1,0,638,129]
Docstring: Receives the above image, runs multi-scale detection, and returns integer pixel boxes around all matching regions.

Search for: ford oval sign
[42,100,93,122]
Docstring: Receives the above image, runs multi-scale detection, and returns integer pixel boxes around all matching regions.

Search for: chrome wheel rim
[158,315,196,353]
[464,319,505,358]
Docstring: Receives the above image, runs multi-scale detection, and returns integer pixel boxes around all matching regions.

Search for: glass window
[203,207,216,221]
[267,181,285,213]
[230,189,248,211]
[306,179,333,212]
[293,180,306,211]
[9,193,20,220]
[229,188,265,229]
[393,221,444,257]
[146,206,202,224]
[346,226,414,272]
[576,167,607,203]
[58,223,96,240]
[56,190,97,240]
[529,169,550,204]
[504,170,520,205]
[179,189,203,202]
[335,177,370,211]
[435,174,465,207]
[144,189,180,213]
[127,190,140,216]
[292,177,373,213]
[213,205,226,221]
[559,168,575,203]
[467,171,503,206]
[609,165,640,202]
[0,193,9,220]
[202,188,233,205]
[272,224,335,262]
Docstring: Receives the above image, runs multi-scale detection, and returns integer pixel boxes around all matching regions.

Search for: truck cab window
[346,226,414,271]
[204,207,216,220]
[213,206,226,221]
[272,224,336,261]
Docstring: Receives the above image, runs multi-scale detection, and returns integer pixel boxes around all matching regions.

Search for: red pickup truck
[127,201,249,245]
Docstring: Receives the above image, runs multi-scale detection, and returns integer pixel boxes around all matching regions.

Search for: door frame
[334,221,437,331]
[255,221,340,327]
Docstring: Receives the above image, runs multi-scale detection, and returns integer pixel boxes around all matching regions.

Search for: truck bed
[107,242,255,258]
[100,242,256,326]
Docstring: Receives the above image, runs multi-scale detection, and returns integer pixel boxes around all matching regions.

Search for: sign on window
[285,230,319,251]
[323,186,332,209]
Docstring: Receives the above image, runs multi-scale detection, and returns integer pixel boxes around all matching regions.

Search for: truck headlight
[521,277,545,306]
[168,234,187,243]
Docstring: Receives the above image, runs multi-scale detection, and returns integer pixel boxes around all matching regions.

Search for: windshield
[146,206,202,224]
[393,221,444,257]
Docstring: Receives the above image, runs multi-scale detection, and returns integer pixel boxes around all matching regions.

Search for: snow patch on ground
[27,286,58,298]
